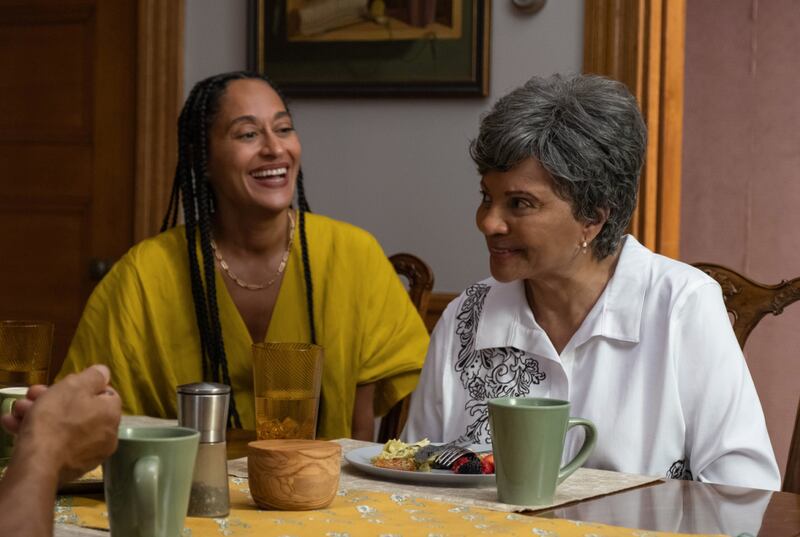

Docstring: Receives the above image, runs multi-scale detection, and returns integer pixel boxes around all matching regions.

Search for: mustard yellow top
[58,213,429,438]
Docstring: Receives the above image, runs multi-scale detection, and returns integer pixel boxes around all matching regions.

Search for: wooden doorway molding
[583,0,686,259]
[135,0,184,241]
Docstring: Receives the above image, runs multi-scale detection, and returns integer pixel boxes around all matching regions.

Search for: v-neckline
[213,251,292,346]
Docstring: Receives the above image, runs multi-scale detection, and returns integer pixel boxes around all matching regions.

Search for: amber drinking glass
[252,343,324,440]
[0,321,53,388]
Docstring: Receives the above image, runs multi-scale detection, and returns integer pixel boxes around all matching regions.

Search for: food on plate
[451,452,495,475]
[372,438,431,471]
[371,439,495,474]
[481,453,495,474]
[373,456,418,471]
[451,455,482,474]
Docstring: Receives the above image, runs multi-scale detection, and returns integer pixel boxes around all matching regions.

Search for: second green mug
[488,397,597,506]
[0,386,27,463]
[104,426,200,537]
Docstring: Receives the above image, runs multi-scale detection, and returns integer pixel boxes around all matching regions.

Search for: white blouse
[403,235,781,491]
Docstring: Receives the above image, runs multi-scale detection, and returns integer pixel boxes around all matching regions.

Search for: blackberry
[453,457,483,474]
[434,452,474,470]
[441,452,479,471]
[447,455,471,472]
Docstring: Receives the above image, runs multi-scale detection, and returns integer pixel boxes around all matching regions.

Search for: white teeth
[251,167,287,178]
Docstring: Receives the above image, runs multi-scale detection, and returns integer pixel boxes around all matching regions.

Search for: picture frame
[247,0,491,96]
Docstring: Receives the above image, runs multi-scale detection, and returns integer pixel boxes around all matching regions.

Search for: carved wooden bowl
[247,439,341,510]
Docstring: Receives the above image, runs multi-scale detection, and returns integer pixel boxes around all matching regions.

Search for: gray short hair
[469,73,646,259]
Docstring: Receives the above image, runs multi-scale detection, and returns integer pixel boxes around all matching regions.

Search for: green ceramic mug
[104,426,200,537]
[0,386,28,462]
[488,397,597,506]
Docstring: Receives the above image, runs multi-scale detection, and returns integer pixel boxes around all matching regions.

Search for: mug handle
[557,417,597,485]
[134,455,159,537]
[1,397,16,417]
[1,399,16,450]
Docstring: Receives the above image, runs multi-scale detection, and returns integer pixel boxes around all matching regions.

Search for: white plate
[344,445,495,486]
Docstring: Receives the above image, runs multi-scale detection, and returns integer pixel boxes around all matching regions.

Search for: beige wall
[681,0,800,479]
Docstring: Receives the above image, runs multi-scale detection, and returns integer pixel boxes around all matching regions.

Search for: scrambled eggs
[372,438,431,472]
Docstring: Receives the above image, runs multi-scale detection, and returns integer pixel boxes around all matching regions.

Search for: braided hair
[161,71,317,427]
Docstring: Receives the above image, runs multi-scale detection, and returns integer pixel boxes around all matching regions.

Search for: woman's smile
[487,244,524,259]
[249,164,290,188]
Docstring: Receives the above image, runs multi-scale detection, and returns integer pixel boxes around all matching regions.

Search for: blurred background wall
[681,0,800,478]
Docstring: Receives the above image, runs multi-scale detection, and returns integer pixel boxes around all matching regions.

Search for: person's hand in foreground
[0,365,121,537]
[0,383,47,434]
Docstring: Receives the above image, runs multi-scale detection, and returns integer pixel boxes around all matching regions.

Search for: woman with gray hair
[403,73,780,490]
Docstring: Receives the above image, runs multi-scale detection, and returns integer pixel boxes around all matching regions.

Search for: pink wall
[681,0,800,482]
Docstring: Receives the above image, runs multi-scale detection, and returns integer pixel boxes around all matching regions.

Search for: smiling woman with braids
[58,72,428,439]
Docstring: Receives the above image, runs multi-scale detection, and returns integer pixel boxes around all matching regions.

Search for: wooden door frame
[134,0,184,242]
[584,0,686,259]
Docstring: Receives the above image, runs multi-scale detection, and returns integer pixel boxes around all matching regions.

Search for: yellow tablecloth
[55,476,724,537]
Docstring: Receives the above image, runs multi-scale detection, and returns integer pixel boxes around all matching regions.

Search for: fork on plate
[413,438,473,466]
[433,444,476,468]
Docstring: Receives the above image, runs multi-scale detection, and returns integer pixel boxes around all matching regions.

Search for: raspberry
[480,453,495,474]
[452,457,483,474]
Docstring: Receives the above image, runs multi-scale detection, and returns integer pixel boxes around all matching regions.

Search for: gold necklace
[211,210,295,291]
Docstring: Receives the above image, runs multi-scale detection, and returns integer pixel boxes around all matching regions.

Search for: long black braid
[161,71,317,427]
[295,170,316,344]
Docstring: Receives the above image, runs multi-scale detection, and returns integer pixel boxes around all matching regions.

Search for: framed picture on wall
[248,0,491,96]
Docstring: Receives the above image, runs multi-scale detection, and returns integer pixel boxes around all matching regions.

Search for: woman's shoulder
[303,212,390,266]
[128,225,186,256]
[305,212,377,245]
[107,226,187,283]
[621,235,717,290]
[649,251,718,293]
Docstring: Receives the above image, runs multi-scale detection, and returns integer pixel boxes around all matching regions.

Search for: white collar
[474,235,652,357]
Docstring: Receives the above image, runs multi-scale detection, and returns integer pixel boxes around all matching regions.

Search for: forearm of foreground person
[0,365,121,537]
[0,441,62,537]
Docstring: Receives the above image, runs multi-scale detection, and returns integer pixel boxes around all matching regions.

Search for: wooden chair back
[389,253,435,319]
[424,292,458,332]
[693,262,800,493]
[376,253,434,443]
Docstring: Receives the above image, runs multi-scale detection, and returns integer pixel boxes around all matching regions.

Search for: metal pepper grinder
[177,382,231,517]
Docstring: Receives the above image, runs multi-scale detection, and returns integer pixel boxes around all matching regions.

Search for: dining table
[52,422,800,537]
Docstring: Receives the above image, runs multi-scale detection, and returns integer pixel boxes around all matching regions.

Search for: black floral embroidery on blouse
[666,459,693,481]
[455,284,547,443]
